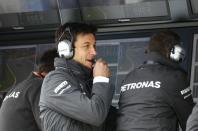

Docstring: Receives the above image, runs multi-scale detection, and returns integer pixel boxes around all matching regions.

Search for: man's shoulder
[9,75,41,91]
[46,68,70,77]
[24,75,43,91]
[42,69,73,91]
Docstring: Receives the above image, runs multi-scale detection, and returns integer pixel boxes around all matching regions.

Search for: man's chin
[85,63,93,69]
[87,65,93,69]
[85,61,94,69]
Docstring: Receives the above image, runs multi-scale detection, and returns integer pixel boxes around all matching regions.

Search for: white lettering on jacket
[3,91,21,102]
[180,87,192,99]
[180,87,191,95]
[121,81,161,93]
[54,81,71,95]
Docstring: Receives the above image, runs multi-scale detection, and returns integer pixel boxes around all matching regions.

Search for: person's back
[0,74,43,131]
[117,30,194,131]
[0,49,58,131]
[117,52,191,131]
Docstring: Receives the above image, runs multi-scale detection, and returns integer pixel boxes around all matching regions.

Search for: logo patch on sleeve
[180,87,192,99]
[54,81,71,95]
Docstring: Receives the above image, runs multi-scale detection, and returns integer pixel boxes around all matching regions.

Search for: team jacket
[39,58,114,131]
[117,52,194,131]
[186,99,198,131]
[0,73,42,131]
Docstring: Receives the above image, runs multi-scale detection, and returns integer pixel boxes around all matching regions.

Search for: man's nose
[90,46,97,56]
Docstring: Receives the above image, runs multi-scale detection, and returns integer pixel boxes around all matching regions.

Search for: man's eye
[83,45,89,49]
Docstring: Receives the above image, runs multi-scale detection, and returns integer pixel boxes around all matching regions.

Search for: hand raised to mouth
[93,58,110,78]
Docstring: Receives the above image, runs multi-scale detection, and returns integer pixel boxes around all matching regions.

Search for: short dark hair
[55,22,97,48]
[38,48,58,73]
[148,30,180,57]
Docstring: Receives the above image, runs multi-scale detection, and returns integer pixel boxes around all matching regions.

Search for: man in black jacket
[117,30,194,131]
[39,22,114,131]
[0,49,58,131]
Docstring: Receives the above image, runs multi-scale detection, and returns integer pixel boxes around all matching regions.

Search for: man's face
[73,33,96,69]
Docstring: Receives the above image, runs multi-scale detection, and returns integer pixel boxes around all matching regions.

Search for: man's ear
[40,72,47,77]
[165,47,171,59]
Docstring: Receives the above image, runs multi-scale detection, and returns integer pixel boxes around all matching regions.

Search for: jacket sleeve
[163,71,194,131]
[186,101,198,131]
[39,70,114,126]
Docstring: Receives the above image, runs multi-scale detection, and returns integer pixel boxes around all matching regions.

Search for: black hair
[148,30,180,58]
[38,48,58,73]
[55,22,97,48]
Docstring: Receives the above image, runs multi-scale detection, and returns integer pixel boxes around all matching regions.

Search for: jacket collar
[145,52,181,70]
[54,57,92,80]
